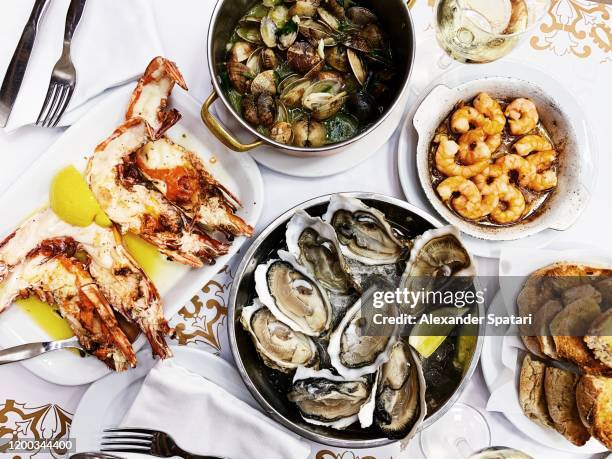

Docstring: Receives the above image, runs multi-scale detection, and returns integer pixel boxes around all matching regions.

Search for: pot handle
[200,90,264,152]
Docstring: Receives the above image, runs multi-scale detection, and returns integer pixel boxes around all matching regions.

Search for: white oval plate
[70,346,259,455]
[0,84,263,386]
[215,87,411,178]
[481,295,606,454]
[397,60,597,258]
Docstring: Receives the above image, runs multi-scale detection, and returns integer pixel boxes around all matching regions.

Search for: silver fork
[36,0,86,127]
[101,428,229,459]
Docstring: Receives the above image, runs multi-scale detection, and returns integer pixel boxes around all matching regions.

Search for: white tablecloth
[1,1,611,458]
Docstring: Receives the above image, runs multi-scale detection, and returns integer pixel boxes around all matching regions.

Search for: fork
[101,428,229,459]
[36,0,86,127]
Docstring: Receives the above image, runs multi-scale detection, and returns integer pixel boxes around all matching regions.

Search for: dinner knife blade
[0,0,50,127]
[0,336,82,365]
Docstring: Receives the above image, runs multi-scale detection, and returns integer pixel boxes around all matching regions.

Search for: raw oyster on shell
[255,250,332,336]
[240,299,319,372]
[323,195,405,265]
[286,210,357,294]
[374,341,427,442]
[328,291,398,379]
[288,366,372,429]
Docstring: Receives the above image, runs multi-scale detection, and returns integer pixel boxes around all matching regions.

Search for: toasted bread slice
[584,310,612,369]
[550,297,608,373]
[562,284,602,306]
[594,278,612,311]
[534,299,563,359]
[519,355,554,429]
[576,375,612,450]
[517,274,554,358]
[544,367,590,446]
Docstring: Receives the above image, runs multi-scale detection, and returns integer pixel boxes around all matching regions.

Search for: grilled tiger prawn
[0,209,172,359]
[125,56,188,136]
[0,241,136,371]
[86,118,229,267]
[136,138,254,238]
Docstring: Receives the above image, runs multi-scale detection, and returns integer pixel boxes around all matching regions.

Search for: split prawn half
[0,209,172,359]
[136,138,254,238]
[86,118,229,267]
[437,176,499,220]
[125,57,253,239]
[435,135,488,178]
[505,98,539,135]
[0,242,136,371]
[125,56,187,137]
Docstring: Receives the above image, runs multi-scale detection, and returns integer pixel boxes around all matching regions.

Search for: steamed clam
[286,210,355,294]
[288,367,371,429]
[241,300,320,372]
[255,251,332,336]
[223,0,397,147]
[323,194,405,265]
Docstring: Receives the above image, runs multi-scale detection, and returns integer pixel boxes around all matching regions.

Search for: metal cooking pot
[228,192,484,448]
[203,0,415,154]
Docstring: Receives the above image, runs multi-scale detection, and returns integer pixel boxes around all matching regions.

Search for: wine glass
[433,0,550,64]
[419,403,534,458]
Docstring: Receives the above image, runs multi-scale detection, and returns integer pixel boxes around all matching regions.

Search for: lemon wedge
[50,165,111,227]
[409,306,471,358]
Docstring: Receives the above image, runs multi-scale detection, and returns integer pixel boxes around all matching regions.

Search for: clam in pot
[203,0,415,155]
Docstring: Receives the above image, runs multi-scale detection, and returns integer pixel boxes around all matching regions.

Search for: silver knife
[0,336,82,365]
[0,0,50,127]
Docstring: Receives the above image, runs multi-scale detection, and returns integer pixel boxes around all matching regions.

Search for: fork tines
[101,427,154,454]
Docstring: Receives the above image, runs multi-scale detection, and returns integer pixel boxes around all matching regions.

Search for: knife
[0,0,50,127]
[0,336,82,365]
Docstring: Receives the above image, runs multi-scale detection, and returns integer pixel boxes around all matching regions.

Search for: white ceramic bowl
[414,76,588,241]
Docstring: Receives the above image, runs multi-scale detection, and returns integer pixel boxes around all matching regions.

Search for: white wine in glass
[434,0,549,63]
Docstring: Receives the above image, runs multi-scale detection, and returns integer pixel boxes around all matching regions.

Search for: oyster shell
[375,341,427,441]
[288,367,371,429]
[328,294,397,379]
[399,226,476,317]
[241,299,319,372]
[286,210,355,294]
[323,194,405,265]
[402,226,475,278]
[255,251,332,336]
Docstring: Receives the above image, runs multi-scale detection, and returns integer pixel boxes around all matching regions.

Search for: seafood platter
[516,263,612,450]
[414,76,587,241]
[0,57,260,382]
[229,192,483,447]
[204,0,414,154]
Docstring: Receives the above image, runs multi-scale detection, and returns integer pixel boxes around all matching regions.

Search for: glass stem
[455,437,473,458]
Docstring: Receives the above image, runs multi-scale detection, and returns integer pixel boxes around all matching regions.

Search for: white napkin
[121,359,311,459]
[0,0,164,132]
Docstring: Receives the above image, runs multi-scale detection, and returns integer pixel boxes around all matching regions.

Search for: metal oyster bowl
[228,192,484,448]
